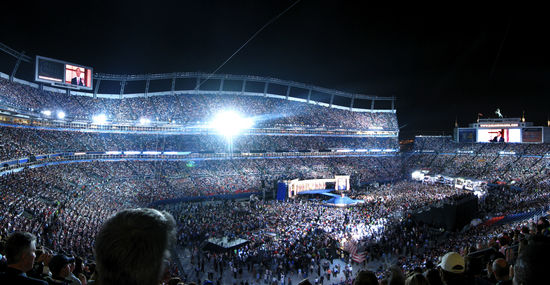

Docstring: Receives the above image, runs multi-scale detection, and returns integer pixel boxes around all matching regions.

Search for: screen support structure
[11,51,26,82]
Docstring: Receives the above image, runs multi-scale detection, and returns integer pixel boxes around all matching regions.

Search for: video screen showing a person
[70,67,85,86]
[490,129,505,143]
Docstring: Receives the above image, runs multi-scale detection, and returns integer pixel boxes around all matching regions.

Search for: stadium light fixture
[210,111,254,137]
[92,114,108,124]
[139,118,150,125]
[42,110,52,116]
[57,111,66,119]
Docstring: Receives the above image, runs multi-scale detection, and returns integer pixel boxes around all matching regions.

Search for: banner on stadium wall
[458,128,476,143]
[522,128,543,143]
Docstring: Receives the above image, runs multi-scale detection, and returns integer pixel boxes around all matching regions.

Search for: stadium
[1,3,550,285]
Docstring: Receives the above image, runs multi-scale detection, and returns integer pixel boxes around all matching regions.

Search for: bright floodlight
[411,170,424,181]
[92,114,108,124]
[139,118,150,125]
[42,110,52,116]
[57,111,66,119]
[210,111,254,137]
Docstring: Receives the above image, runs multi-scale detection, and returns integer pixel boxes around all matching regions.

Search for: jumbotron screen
[35,56,93,90]
[477,128,521,143]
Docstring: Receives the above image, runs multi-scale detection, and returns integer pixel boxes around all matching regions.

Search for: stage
[203,236,248,252]
[297,189,364,207]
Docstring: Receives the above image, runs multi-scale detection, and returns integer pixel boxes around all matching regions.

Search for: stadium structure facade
[0,42,401,185]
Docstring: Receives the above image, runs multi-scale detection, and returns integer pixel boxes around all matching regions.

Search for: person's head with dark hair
[492,258,510,282]
[388,265,405,285]
[73,256,84,276]
[49,254,74,280]
[424,268,443,285]
[425,260,435,270]
[354,270,378,285]
[535,218,550,236]
[168,277,182,285]
[490,251,505,263]
[405,273,429,285]
[513,237,550,285]
[94,208,176,285]
[5,231,37,272]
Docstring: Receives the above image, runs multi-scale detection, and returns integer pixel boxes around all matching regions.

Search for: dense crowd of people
[1,155,549,284]
[413,136,550,155]
[0,125,399,162]
[0,157,403,258]
[1,78,550,284]
[0,78,398,131]
[157,182,469,284]
[407,137,550,191]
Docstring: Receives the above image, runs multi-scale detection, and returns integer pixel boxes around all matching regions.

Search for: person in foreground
[0,231,48,285]
[94,208,176,285]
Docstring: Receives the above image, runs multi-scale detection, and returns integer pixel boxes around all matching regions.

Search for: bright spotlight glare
[139,118,150,125]
[210,111,254,137]
[92,114,108,124]
[411,170,424,181]
[57,111,66,119]
[42,110,52,116]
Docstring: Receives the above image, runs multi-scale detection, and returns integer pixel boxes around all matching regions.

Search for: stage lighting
[411,170,424,181]
[92,114,108,124]
[57,111,66,119]
[210,111,254,137]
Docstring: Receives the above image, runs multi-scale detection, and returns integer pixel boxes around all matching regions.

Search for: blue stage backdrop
[277,182,288,201]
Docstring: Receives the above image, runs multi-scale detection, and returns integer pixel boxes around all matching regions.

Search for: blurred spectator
[0,231,48,285]
[94,208,176,285]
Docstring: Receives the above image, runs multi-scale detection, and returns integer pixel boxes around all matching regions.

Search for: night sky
[1,1,548,139]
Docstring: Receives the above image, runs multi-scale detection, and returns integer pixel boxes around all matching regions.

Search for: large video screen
[522,128,543,143]
[35,56,93,90]
[477,128,521,143]
[64,64,92,88]
[458,128,476,143]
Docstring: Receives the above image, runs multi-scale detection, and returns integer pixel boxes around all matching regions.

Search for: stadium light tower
[57,111,66,119]
[139,117,151,125]
[210,111,254,155]
[92,114,108,124]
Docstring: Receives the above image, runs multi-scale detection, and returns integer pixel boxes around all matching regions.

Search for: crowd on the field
[1,156,549,285]
[0,78,398,131]
[153,177,550,285]
[0,157,402,257]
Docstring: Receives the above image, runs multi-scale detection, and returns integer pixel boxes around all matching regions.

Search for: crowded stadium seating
[0,125,399,162]
[0,77,398,131]
[2,77,550,284]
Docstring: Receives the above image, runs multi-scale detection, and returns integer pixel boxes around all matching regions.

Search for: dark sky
[1,1,549,138]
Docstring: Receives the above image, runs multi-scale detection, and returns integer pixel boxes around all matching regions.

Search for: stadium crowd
[0,125,399,162]
[406,136,549,190]
[0,157,402,258]
[1,155,549,284]
[0,78,398,131]
[1,79,549,284]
